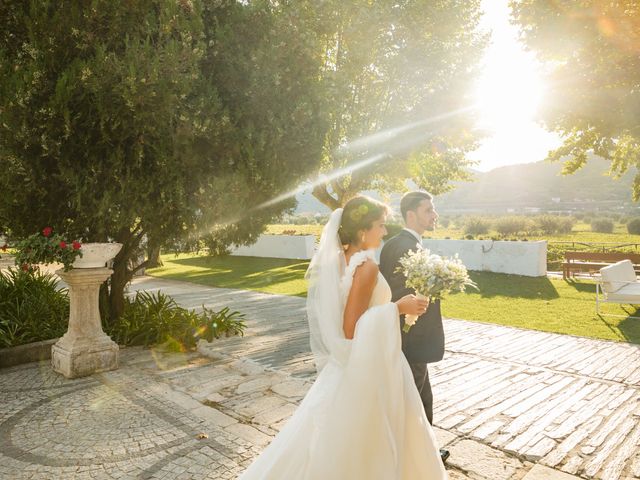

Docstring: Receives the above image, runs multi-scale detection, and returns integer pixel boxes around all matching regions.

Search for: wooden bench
[563,251,640,279]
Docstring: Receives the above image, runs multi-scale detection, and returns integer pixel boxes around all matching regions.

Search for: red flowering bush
[13,227,83,272]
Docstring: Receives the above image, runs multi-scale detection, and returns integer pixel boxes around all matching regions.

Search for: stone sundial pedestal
[52,243,122,378]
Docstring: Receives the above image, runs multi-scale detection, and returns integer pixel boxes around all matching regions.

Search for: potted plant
[13,227,83,272]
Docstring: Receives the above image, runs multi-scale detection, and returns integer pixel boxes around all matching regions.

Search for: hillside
[437,156,636,212]
[295,156,638,214]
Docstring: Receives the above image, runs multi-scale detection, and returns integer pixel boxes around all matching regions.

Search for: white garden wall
[231,235,316,260]
[230,235,547,277]
[422,239,547,277]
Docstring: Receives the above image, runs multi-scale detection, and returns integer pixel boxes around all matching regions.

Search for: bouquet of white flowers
[396,249,477,332]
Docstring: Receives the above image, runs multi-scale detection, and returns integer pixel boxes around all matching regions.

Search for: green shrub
[534,215,574,234]
[591,218,614,233]
[106,291,246,350]
[559,217,576,234]
[0,269,69,348]
[437,217,450,228]
[494,216,529,236]
[203,235,232,257]
[463,217,490,236]
[627,218,640,235]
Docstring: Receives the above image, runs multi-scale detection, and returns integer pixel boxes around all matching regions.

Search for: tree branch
[312,183,341,210]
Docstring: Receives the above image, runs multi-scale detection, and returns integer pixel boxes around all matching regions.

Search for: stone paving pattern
[1,275,638,479]
[0,349,261,479]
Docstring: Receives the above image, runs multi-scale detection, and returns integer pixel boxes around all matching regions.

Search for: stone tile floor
[2,275,638,479]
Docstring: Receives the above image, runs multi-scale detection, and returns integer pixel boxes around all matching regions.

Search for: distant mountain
[437,156,636,213]
[294,156,638,215]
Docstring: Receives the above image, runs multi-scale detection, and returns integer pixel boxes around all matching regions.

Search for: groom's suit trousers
[410,362,434,425]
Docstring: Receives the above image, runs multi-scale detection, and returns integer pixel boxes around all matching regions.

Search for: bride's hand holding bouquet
[396,249,477,332]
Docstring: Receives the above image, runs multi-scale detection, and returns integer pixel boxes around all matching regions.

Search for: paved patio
[1,275,639,479]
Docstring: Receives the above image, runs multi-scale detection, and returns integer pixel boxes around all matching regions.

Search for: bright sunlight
[470,0,561,171]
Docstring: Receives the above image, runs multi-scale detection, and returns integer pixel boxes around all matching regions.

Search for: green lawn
[148,253,309,297]
[148,253,640,344]
[444,272,640,344]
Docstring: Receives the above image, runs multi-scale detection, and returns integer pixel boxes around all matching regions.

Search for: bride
[238,195,447,479]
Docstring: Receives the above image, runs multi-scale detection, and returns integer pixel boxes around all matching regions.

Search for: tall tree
[0,0,325,320]
[512,1,640,198]
[310,0,485,208]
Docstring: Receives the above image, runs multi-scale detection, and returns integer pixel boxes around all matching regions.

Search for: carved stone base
[52,335,118,378]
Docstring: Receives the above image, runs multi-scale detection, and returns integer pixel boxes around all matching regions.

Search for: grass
[148,253,640,345]
[147,253,309,297]
[444,272,640,345]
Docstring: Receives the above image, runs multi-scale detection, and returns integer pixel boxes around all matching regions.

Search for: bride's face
[361,215,388,249]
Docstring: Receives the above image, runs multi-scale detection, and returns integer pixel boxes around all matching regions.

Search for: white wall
[230,235,548,277]
[231,235,316,260]
[422,239,547,277]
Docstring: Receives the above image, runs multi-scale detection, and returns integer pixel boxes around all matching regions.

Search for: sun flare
[475,48,545,134]
[471,0,560,171]
[475,0,545,133]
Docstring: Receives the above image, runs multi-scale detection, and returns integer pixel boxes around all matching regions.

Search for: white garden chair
[596,260,640,318]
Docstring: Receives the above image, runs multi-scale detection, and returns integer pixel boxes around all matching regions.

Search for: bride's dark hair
[338,195,390,246]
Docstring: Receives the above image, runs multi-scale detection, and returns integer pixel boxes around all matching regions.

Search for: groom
[379,191,449,463]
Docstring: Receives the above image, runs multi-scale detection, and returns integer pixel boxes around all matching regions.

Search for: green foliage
[0,1,326,319]
[591,218,614,234]
[106,291,245,350]
[13,228,82,271]
[511,1,640,199]
[534,215,574,235]
[493,216,530,237]
[311,0,486,208]
[463,217,490,236]
[0,269,69,348]
[627,218,640,235]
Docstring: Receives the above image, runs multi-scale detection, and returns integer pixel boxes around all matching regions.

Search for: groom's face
[415,199,438,232]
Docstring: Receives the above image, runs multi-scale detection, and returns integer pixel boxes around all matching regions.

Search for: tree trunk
[147,244,163,268]
[99,282,110,325]
[312,184,342,210]
[106,227,139,323]
[108,256,130,322]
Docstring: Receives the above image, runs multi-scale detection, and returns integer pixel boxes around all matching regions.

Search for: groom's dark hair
[400,191,432,221]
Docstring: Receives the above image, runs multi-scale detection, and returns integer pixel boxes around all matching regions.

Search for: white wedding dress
[238,211,446,480]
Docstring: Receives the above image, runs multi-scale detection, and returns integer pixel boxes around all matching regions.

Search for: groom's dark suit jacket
[379,230,445,364]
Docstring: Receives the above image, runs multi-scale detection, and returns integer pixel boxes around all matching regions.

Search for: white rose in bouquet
[396,249,477,332]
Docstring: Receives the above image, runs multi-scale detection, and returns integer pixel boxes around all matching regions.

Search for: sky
[470,0,562,172]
